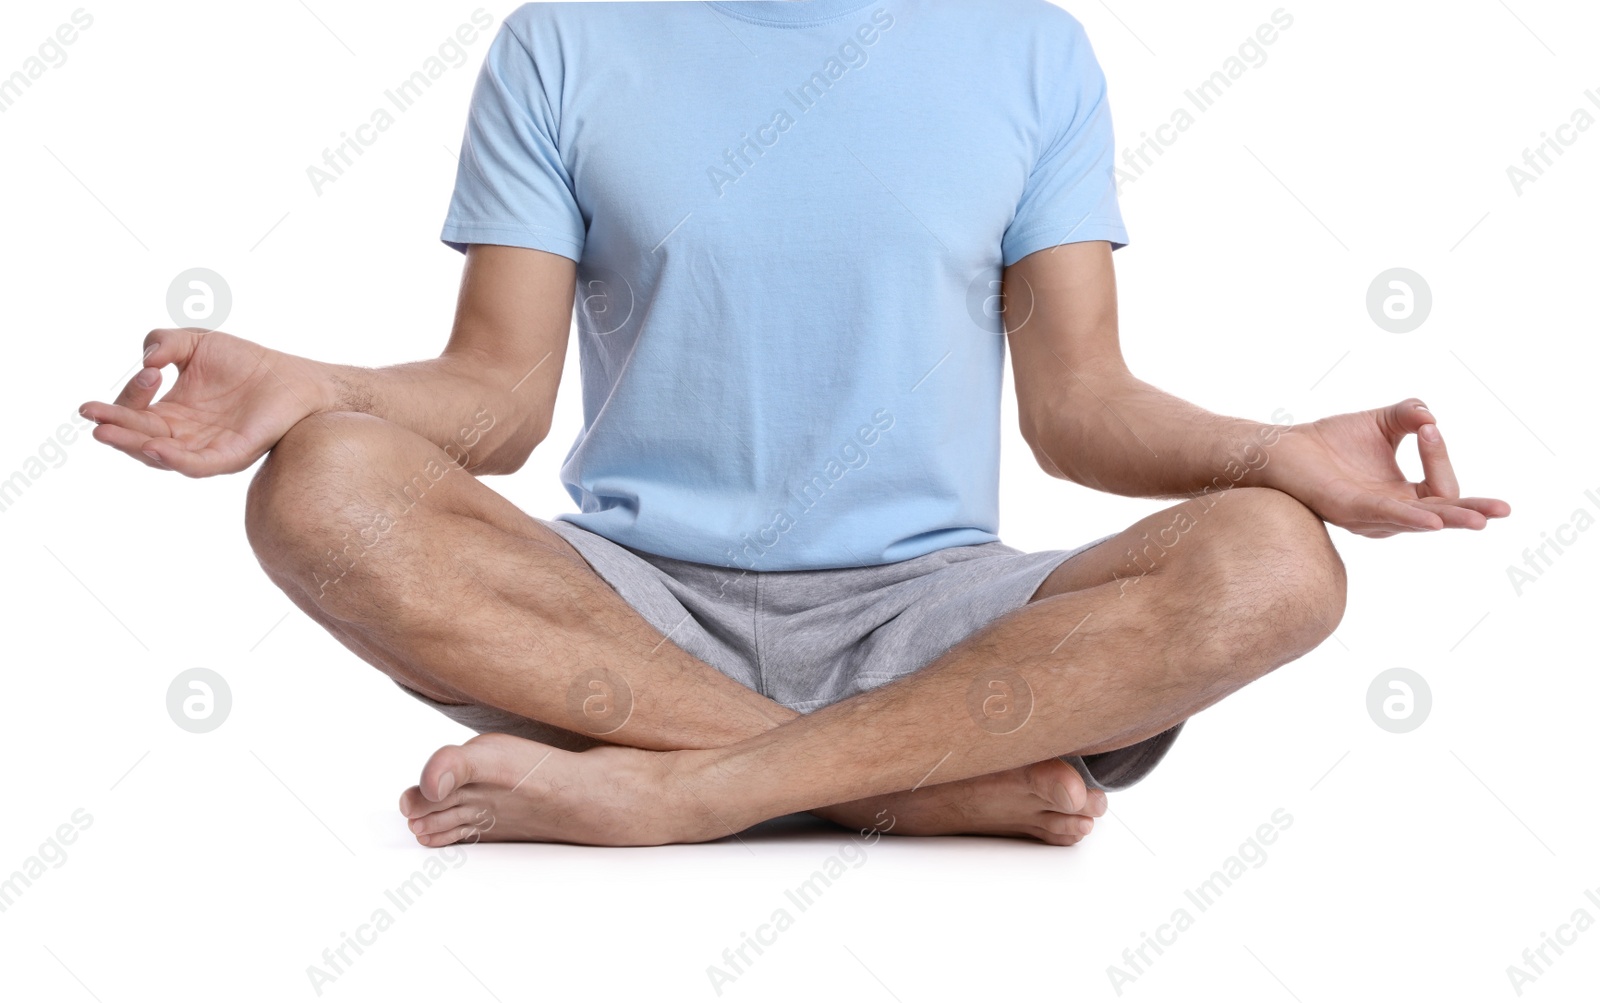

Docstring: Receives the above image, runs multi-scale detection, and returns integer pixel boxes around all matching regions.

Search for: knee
[1197,486,1347,639]
[245,411,409,581]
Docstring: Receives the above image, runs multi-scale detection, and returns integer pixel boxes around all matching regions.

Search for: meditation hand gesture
[1264,398,1511,538]
[79,328,326,477]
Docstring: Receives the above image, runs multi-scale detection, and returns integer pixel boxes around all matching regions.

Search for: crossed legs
[246,411,1345,846]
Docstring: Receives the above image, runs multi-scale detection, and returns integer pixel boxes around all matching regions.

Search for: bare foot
[397,733,698,847]
[399,734,1106,848]
[812,758,1107,846]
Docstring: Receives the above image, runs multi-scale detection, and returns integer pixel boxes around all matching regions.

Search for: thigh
[1027,486,1311,602]
[252,413,777,742]
[248,412,647,695]
[249,410,595,589]
[1025,503,1201,602]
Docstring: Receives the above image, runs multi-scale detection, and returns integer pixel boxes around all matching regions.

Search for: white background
[1,1,1596,1001]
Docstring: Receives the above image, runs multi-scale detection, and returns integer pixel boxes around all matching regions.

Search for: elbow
[467,454,521,477]
[464,415,550,476]
[1021,404,1101,487]
[1026,440,1071,481]
[1017,408,1043,458]
[1018,405,1066,480]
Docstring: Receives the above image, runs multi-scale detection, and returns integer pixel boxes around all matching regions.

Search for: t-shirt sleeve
[440,18,586,260]
[1001,14,1128,267]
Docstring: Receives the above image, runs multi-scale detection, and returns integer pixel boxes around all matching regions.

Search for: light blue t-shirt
[442,0,1126,571]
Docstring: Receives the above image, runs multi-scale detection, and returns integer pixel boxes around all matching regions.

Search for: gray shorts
[400,518,1183,792]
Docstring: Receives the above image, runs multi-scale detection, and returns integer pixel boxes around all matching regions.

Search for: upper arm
[443,244,576,440]
[434,14,584,443]
[1000,12,1126,266]
[999,13,1132,442]
[1003,240,1128,443]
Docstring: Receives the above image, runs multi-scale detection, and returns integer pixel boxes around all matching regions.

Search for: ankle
[655,746,773,841]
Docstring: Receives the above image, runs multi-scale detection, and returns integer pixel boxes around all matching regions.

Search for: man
[81,0,1506,847]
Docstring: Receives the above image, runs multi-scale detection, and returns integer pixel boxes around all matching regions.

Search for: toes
[419,749,462,803]
[398,785,461,819]
[1031,822,1085,847]
[420,733,559,802]
[1038,811,1095,840]
[417,824,484,848]
[1024,758,1100,814]
[411,804,496,837]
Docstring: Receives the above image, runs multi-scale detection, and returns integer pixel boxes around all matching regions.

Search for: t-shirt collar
[708,0,881,27]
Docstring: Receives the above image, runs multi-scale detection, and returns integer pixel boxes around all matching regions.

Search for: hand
[1262,398,1511,538]
[80,328,328,477]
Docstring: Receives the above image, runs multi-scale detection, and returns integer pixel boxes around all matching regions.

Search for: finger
[1414,421,1460,499]
[1361,494,1443,532]
[1446,496,1512,519]
[1411,497,1515,529]
[141,328,204,370]
[1377,397,1433,448]
[90,422,167,469]
[139,438,238,478]
[78,400,168,438]
[1410,499,1489,530]
[111,365,164,410]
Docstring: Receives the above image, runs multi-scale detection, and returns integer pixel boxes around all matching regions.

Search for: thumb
[141,327,206,371]
[1378,397,1435,447]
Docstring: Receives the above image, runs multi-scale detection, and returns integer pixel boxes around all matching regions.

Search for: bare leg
[405,483,1346,845]
[246,411,792,750]
[246,412,1105,841]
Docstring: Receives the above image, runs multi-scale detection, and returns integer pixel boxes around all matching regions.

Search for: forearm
[1023,365,1292,498]
[287,348,547,475]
